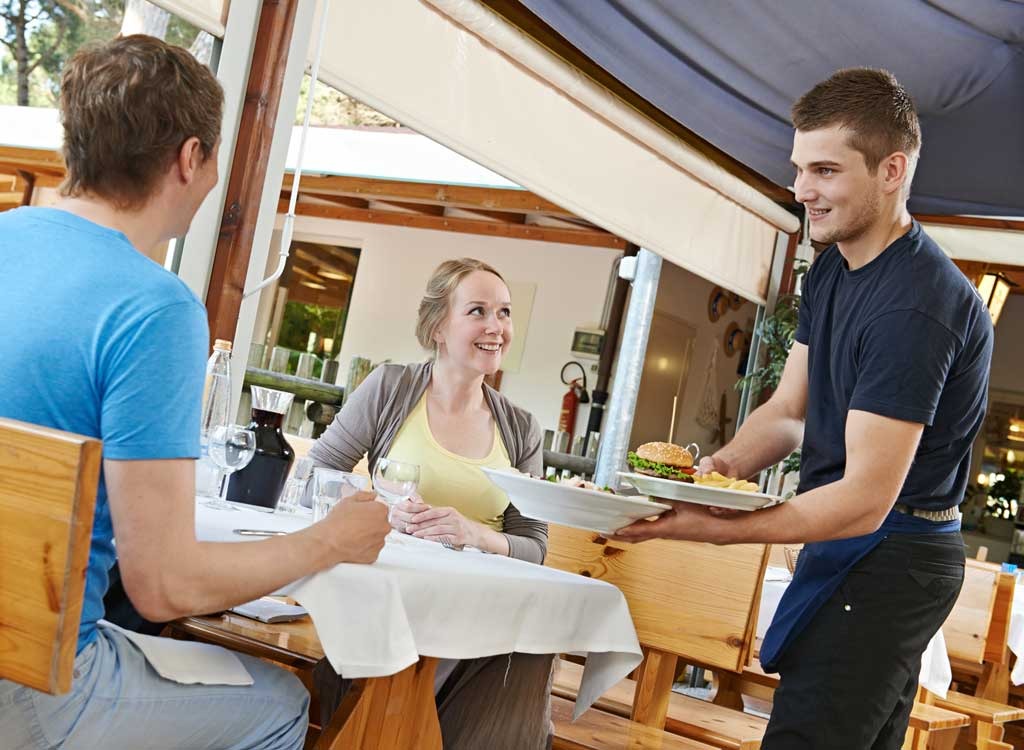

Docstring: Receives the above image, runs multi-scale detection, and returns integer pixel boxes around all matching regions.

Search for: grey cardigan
[308,361,548,563]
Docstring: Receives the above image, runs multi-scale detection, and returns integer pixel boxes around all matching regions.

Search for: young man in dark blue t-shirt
[617,69,993,748]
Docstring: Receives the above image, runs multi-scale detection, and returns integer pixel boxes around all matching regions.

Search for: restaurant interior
[2,1,1024,749]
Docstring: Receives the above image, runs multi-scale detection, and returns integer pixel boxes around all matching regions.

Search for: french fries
[693,471,759,493]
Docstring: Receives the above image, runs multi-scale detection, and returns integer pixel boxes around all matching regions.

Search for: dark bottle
[226,407,295,510]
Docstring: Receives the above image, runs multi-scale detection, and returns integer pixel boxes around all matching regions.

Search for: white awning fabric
[308,0,795,304]
[150,0,228,37]
[924,224,1024,266]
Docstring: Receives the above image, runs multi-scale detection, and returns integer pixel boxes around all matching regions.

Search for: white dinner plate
[618,472,784,511]
[480,468,671,534]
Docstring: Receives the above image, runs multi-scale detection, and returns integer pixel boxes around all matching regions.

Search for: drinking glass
[311,468,369,522]
[202,425,256,511]
[277,457,314,516]
[373,458,420,539]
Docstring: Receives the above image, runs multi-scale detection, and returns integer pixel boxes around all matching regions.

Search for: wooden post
[17,169,34,207]
[205,0,299,348]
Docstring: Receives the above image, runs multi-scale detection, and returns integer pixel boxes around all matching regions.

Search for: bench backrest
[0,418,101,693]
[546,524,769,672]
[942,559,1005,664]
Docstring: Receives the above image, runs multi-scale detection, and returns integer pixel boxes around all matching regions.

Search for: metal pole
[736,229,791,429]
[594,248,662,490]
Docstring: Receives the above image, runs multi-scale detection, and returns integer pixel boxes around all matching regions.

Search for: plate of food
[619,442,783,511]
[480,467,671,535]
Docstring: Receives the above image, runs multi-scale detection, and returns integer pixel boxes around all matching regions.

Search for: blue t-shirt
[796,220,993,512]
[0,207,207,653]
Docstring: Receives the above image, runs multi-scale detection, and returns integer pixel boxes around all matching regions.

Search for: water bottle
[197,339,233,497]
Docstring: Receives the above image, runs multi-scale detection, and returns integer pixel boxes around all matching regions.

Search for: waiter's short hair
[416,258,508,352]
[59,35,223,209]
[792,68,921,176]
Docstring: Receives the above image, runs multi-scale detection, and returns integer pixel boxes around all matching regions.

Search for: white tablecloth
[1010,583,1024,685]
[196,501,643,718]
[757,566,952,698]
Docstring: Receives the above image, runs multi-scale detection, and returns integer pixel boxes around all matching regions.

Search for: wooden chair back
[942,559,1004,664]
[545,524,769,672]
[0,418,101,693]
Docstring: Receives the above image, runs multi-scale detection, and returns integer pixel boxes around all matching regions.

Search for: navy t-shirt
[796,220,993,512]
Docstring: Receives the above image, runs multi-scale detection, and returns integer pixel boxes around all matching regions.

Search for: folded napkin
[99,620,254,686]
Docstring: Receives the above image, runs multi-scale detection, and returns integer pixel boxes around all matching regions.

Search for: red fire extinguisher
[559,379,580,444]
[558,362,590,447]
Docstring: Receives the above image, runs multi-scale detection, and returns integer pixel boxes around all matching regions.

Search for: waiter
[615,67,993,749]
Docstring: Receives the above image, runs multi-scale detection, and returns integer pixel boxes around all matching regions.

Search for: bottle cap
[213,339,233,352]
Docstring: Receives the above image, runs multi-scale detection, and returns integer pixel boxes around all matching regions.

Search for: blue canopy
[518,0,1024,216]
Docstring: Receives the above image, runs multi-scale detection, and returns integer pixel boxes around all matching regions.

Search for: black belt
[893,503,961,522]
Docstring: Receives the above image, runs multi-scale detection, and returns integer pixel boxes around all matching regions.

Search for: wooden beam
[297,191,370,210]
[292,247,353,280]
[17,170,35,207]
[0,146,65,176]
[206,0,300,347]
[451,206,527,224]
[916,214,1024,232]
[286,173,576,217]
[370,199,447,216]
[281,199,626,249]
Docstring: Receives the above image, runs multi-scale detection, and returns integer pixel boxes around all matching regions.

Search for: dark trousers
[762,532,965,750]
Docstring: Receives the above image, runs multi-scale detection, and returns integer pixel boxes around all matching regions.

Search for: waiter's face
[791,125,883,246]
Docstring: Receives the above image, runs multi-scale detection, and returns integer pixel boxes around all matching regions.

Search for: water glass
[277,457,314,515]
[311,468,369,522]
[202,425,256,511]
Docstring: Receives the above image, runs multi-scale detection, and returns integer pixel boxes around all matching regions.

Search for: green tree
[0,0,202,107]
[294,75,400,128]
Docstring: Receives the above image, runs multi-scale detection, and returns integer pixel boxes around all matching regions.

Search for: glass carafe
[226,386,296,511]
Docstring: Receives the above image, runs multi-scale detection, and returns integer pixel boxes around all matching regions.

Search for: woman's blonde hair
[416,258,507,352]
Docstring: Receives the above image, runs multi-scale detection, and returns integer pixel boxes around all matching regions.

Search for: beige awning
[308,0,797,304]
[149,0,228,37]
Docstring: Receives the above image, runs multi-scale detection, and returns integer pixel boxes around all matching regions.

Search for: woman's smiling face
[434,270,513,375]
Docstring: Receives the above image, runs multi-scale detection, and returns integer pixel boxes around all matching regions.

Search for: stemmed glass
[373,458,420,541]
[201,425,256,511]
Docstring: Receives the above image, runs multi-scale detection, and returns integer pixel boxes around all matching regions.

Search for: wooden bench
[168,611,443,750]
[554,659,766,750]
[0,418,101,694]
[551,695,717,750]
[545,524,770,748]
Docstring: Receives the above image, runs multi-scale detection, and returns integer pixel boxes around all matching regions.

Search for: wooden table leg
[316,657,442,750]
[710,668,745,711]
[630,647,677,729]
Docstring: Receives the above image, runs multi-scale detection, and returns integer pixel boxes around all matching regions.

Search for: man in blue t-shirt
[0,36,389,749]
[617,69,993,748]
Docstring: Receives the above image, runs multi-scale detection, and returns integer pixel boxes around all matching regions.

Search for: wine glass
[373,458,420,539]
[202,425,256,511]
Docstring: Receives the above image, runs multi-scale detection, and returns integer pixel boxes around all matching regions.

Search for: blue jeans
[0,626,309,749]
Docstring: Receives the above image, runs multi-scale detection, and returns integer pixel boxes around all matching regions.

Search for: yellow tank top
[386,395,512,531]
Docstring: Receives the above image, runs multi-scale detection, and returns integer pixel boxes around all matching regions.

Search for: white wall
[646,259,757,451]
[279,214,621,429]
[990,295,1024,394]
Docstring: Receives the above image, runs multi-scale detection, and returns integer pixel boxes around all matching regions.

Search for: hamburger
[627,442,696,483]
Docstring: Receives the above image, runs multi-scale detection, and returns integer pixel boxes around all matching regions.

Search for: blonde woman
[309,258,552,749]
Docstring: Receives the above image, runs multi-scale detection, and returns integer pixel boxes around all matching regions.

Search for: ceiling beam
[292,247,353,280]
[295,191,370,210]
[285,173,577,217]
[371,199,447,216]
[280,198,626,249]
[917,214,1024,232]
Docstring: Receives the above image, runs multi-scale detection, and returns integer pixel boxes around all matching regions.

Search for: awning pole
[594,248,662,490]
[736,229,792,428]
